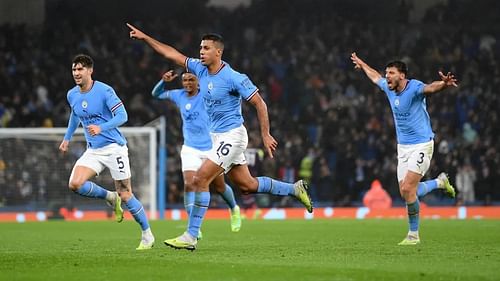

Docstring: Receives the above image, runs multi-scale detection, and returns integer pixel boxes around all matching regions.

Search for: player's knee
[400,184,414,200]
[184,182,196,192]
[68,179,84,191]
[192,176,209,190]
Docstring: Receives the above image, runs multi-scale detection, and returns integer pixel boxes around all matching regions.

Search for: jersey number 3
[417,152,425,164]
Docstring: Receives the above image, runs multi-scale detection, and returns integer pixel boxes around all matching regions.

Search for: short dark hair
[182,72,197,79]
[385,61,408,76]
[201,33,224,49]
[72,54,94,68]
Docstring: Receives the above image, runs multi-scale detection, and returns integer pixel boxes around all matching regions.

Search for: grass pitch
[1,219,499,281]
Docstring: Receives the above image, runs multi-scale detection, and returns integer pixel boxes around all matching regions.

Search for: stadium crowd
[1,0,499,209]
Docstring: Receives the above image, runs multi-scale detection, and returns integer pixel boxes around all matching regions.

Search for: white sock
[408,230,419,238]
[105,191,114,201]
[142,228,153,239]
[186,232,196,242]
[436,178,444,188]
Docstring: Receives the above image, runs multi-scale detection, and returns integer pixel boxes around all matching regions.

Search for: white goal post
[0,127,158,219]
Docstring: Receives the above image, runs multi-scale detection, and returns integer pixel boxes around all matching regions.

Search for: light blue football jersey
[185,58,258,133]
[66,81,127,148]
[377,78,434,144]
[155,87,212,151]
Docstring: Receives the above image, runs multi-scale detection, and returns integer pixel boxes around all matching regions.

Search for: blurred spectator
[279,159,296,184]
[363,179,392,209]
[313,156,334,203]
[298,148,315,184]
[455,162,477,204]
[168,182,181,205]
[462,123,478,145]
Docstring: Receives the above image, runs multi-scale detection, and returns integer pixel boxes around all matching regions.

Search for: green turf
[1,219,499,281]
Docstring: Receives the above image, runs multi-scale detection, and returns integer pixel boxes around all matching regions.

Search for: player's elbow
[120,110,128,124]
[252,97,267,112]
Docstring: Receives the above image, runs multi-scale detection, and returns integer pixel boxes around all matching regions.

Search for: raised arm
[152,70,178,98]
[351,52,382,84]
[423,71,458,95]
[127,23,187,67]
[151,80,166,98]
[247,92,278,158]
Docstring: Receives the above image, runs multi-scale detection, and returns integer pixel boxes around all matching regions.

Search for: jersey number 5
[116,156,125,171]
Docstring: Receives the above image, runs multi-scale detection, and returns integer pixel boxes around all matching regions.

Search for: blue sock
[184,191,195,216]
[417,179,439,197]
[125,195,150,231]
[219,184,236,209]
[257,177,295,196]
[74,181,108,199]
[407,199,420,232]
[187,192,210,238]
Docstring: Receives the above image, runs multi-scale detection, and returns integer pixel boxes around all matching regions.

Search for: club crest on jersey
[394,99,400,106]
[208,82,214,91]
[82,100,88,108]
[185,103,192,110]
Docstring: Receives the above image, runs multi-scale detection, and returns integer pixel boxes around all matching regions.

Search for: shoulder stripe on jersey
[111,102,123,112]
[401,79,411,93]
[184,57,190,72]
[245,89,259,101]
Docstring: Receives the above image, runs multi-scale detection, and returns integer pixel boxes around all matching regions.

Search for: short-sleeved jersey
[67,81,127,148]
[156,88,212,151]
[185,58,258,133]
[377,78,434,145]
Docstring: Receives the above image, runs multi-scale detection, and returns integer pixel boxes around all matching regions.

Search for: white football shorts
[397,139,434,182]
[73,143,131,180]
[207,124,248,173]
[180,145,210,172]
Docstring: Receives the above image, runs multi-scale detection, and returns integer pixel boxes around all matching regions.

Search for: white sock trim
[105,191,114,201]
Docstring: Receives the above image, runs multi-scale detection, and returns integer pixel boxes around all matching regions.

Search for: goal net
[0,127,157,219]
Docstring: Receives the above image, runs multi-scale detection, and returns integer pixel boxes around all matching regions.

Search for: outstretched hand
[162,70,178,82]
[127,23,146,40]
[438,71,458,87]
[351,52,363,69]
[262,134,278,158]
